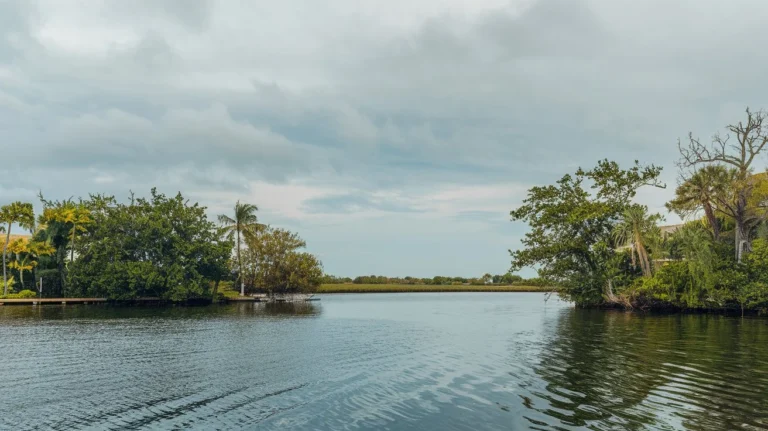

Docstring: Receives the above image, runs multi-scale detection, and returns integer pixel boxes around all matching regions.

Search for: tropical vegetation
[218,201,262,297]
[0,202,35,296]
[0,189,323,302]
[511,108,768,313]
[238,226,323,296]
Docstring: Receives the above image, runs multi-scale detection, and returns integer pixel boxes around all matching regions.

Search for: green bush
[1,289,37,299]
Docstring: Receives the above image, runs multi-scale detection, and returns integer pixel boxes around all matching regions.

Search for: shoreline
[0,295,274,306]
[317,284,552,293]
[0,288,552,305]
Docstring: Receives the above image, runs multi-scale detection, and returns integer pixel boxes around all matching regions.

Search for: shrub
[0,289,37,299]
[15,289,37,298]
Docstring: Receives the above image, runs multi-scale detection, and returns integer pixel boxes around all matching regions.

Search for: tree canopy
[242,227,323,295]
[510,108,768,313]
[67,189,232,301]
[510,160,664,306]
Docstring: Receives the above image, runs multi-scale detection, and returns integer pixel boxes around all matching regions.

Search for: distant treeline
[321,274,548,286]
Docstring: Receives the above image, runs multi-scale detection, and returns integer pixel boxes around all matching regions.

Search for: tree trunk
[57,248,66,297]
[3,223,11,296]
[237,228,243,296]
[703,203,719,240]
[605,279,617,303]
[641,250,651,277]
[635,234,652,277]
[736,223,749,263]
[735,190,749,262]
[70,224,76,262]
[212,279,220,302]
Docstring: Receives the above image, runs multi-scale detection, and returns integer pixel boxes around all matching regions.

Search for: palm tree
[37,200,93,265]
[675,223,718,306]
[613,205,661,277]
[8,238,54,289]
[666,165,732,240]
[60,206,92,263]
[218,201,262,296]
[0,202,35,295]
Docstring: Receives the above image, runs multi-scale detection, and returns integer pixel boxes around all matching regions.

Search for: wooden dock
[0,294,317,305]
[0,298,106,305]
[0,297,160,305]
[225,295,268,302]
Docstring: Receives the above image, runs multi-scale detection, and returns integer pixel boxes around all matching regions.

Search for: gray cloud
[2,0,767,275]
[302,192,425,215]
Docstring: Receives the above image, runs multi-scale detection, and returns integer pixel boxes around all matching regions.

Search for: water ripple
[1,295,768,430]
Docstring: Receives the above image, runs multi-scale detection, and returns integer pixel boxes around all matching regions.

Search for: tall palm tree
[0,202,35,295]
[613,205,661,277]
[218,201,261,296]
[666,165,732,240]
[61,206,92,263]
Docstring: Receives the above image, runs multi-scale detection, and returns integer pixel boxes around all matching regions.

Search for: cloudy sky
[1,0,766,278]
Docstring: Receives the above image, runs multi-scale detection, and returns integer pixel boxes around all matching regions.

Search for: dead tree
[678,108,768,262]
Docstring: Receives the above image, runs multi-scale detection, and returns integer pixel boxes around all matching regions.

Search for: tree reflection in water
[523,309,768,430]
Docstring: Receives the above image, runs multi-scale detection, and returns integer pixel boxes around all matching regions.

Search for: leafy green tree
[243,227,322,295]
[666,165,732,240]
[68,189,232,301]
[669,223,720,307]
[218,201,261,296]
[0,202,35,296]
[612,205,662,277]
[283,252,323,294]
[510,160,664,306]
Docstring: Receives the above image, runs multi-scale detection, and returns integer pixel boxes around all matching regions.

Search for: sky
[1,0,767,278]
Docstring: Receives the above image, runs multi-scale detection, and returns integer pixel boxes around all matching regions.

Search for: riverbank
[0,286,552,305]
[317,283,551,293]
[0,295,273,306]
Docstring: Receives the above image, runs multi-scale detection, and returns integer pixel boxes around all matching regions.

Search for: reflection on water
[0,294,766,430]
[525,310,768,430]
[0,301,321,321]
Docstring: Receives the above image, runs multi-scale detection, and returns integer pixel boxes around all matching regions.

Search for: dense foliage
[510,159,664,306]
[0,202,35,296]
[67,190,232,301]
[511,109,768,313]
[2,189,322,302]
[239,227,323,295]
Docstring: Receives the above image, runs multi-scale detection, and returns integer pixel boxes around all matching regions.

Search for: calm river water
[1,293,767,430]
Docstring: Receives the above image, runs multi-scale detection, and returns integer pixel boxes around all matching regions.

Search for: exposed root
[604,279,633,310]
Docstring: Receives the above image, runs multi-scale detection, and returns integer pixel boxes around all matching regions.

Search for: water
[1,293,767,430]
